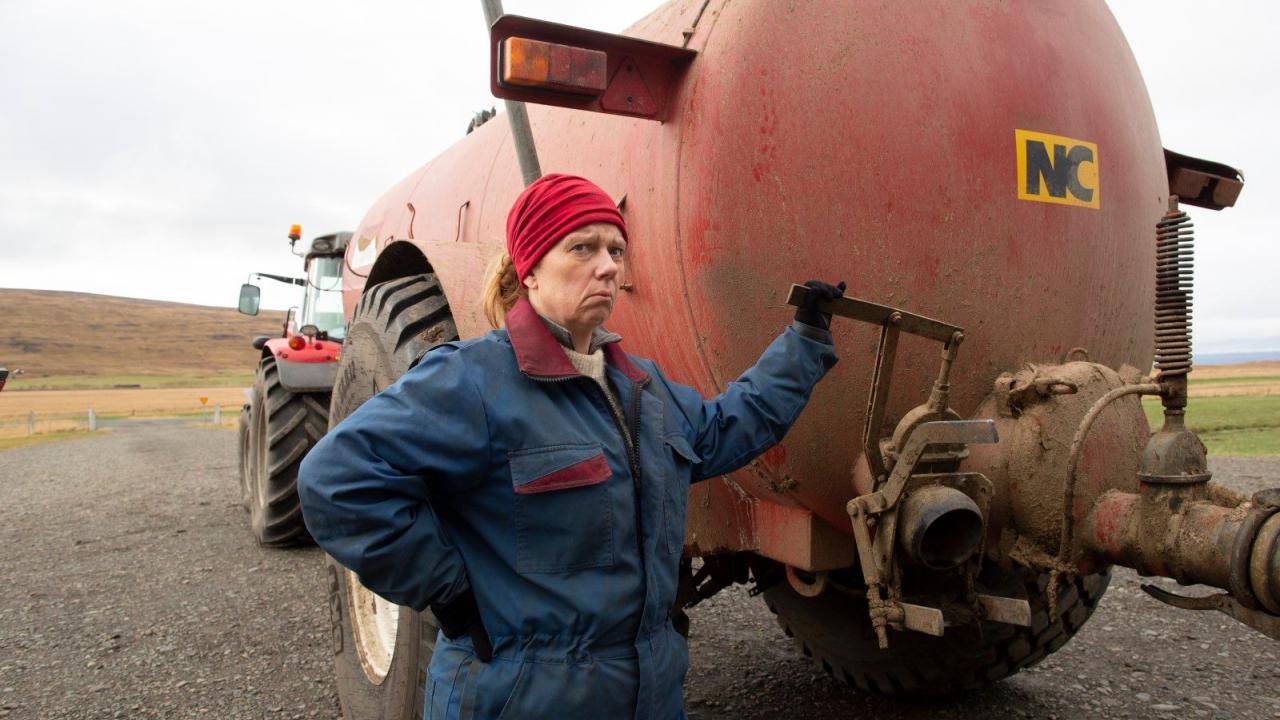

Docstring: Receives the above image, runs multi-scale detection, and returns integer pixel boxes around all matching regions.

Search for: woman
[298,173,843,720]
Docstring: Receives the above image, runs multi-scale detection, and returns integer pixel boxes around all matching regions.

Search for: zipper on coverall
[529,374,649,567]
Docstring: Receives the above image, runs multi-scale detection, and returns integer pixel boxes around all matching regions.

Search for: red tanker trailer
[320,1,1273,716]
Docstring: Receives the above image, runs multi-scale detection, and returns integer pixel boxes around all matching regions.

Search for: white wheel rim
[346,570,400,684]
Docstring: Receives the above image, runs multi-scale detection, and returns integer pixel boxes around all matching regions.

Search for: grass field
[0,288,269,449]
[1143,395,1280,455]
[0,429,109,451]
[0,386,247,421]
[1140,361,1278,456]
[16,372,255,390]
[0,386,247,442]
[1190,374,1280,386]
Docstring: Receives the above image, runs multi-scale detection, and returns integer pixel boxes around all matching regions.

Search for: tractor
[236,225,349,546]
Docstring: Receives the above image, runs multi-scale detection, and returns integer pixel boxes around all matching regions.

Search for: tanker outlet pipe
[1080,486,1280,640]
[897,485,984,570]
[481,0,543,186]
[1077,195,1280,639]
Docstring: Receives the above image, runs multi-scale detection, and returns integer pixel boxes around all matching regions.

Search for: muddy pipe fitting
[1139,429,1210,486]
[898,485,984,570]
[1081,488,1280,616]
[1239,490,1280,615]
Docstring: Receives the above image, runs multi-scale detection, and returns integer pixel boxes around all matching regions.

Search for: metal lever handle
[785,284,961,343]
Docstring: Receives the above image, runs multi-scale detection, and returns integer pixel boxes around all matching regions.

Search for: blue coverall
[298,296,837,719]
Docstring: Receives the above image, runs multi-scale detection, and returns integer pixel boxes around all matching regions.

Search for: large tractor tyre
[763,567,1111,695]
[247,356,328,547]
[324,273,457,720]
[237,403,251,511]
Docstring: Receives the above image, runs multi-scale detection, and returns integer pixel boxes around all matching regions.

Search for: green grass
[89,409,222,421]
[12,372,254,390]
[1197,427,1280,456]
[1188,374,1280,386]
[1143,395,1280,456]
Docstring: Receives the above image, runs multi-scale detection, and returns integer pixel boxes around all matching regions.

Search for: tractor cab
[296,231,349,342]
[238,225,350,343]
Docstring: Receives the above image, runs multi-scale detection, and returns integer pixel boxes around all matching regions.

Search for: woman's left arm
[654,320,838,481]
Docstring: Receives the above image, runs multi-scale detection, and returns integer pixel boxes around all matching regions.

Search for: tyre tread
[247,356,330,547]
[764,569,1110,696]
[326,273,456,720]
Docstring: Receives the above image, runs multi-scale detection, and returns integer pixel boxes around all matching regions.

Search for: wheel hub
[346,570,400,684]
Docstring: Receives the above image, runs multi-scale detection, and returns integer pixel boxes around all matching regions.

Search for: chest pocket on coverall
[662,435,700,556]
[508,442,614,573]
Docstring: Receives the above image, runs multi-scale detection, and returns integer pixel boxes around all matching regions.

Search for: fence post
[27,411,35,436]
[213,405,221,425]
[88,407,97,432]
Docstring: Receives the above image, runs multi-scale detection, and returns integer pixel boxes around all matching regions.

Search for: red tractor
[237,225,348,546]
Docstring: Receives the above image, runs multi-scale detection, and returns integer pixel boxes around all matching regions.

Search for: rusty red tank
[347,0,1161,538]
[317,1,1274,715]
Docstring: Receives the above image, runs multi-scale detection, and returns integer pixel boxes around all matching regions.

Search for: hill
[1,289,288,388]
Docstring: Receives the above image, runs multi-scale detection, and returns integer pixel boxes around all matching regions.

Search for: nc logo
[1016,129,1099,209]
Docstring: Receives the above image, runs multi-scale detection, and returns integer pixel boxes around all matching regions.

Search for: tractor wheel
[763,566,1111,695]
[324,273,457,720]
[247,356,327,546]
[237,403,251,511]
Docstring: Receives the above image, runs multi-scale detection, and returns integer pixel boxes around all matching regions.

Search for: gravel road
[1,422,1277,719]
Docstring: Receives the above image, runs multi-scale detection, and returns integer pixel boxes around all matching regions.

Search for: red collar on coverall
[504,295,649,384]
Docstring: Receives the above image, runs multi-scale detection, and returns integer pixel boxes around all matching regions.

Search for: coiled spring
[1154,206,1195,377]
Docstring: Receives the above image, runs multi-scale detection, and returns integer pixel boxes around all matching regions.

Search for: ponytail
[482,252,524,329]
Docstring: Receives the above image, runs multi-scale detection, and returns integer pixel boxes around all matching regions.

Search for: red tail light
[288,335,306,351]
[502,37,607,96]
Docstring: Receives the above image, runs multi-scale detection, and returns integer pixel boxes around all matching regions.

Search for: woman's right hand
[433,590,493,662]
[794,279,847,330]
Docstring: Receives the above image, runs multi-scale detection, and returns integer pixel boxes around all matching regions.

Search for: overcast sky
[1,1,1276,354]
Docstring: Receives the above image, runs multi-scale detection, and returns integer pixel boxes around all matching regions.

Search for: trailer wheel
[246,356,327,546]
[237,403,251,511]
[324,273,457,720]
[763,566,1110,695]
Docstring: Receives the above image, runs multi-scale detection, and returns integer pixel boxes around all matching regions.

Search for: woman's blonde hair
[482,252,525,328]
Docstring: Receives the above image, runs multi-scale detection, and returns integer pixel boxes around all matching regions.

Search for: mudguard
[262,337,340,393]
[273,358,338,393]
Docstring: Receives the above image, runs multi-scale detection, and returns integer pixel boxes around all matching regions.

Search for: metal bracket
[976,593,1032,627]
[785,566,829,598]
[1142,584,1280,641]
[786,285,1030,648]
[785,285,963,483]
[845,421,998,648]
[488,14,696,121]
[1163,148,1244,211]
[897,594,1032,636]
[899,603,945,636]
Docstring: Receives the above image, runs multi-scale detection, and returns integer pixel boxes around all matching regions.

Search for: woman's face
[524,222,627,335]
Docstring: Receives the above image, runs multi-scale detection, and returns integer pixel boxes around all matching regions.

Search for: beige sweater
[539,315,631,450]
[563,345,629,444]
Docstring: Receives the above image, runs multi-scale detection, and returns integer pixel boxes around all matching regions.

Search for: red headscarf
[505,173,627,281]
